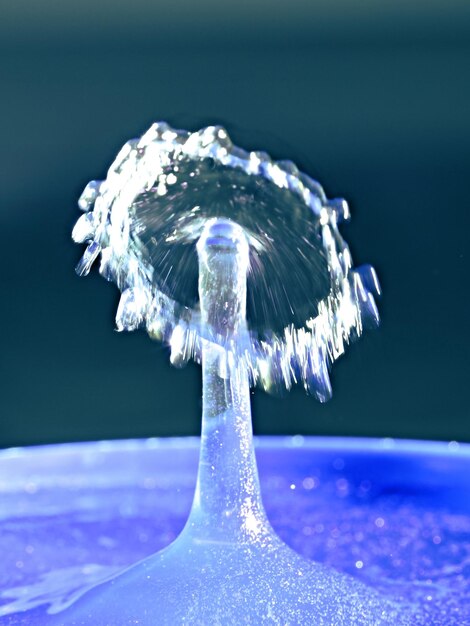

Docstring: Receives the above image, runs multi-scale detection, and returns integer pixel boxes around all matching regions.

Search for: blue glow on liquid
[0,437,469,625]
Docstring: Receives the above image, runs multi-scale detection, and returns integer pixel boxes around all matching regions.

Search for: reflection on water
[1,440,468,625]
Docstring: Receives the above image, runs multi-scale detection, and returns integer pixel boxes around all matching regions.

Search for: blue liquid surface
[0,437,469,624]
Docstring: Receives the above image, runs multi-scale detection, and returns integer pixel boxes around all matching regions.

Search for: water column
[44,123,413,626]
[185,218,271,543]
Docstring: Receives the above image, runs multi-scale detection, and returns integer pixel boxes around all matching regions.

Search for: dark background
[1,2,469,447]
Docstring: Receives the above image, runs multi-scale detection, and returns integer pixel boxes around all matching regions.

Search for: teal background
[1,2,469,446]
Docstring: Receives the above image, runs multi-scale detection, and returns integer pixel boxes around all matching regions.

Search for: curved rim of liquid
[2,435,469,465]
[72,122,380,398]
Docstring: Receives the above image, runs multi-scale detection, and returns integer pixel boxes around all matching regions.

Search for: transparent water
[130,153,331,333]
[20,122,441,623]
[73,122,380,397]
[0,438,468,625]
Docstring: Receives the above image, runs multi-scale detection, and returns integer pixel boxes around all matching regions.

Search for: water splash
[0,565,123,617]
[37,124,391,624]
[73,122,379,398]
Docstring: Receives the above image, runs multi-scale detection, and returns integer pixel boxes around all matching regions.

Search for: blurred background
[1,1,469,447]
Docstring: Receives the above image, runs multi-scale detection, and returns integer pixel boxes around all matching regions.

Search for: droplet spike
[56,123,399,625]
